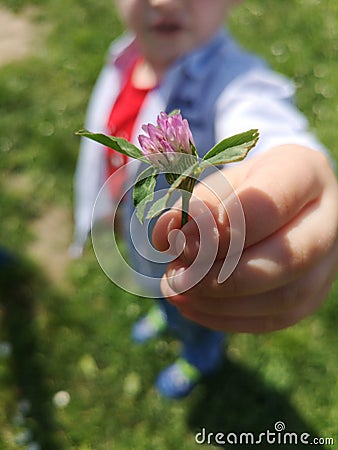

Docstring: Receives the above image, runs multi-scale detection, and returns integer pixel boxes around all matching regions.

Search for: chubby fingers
[168,280,331,333]
[161,239,338,333]
[160,191,336,298]
[153,145,332,266]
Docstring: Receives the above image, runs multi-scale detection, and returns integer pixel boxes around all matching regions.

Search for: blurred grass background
[0,0,337,449]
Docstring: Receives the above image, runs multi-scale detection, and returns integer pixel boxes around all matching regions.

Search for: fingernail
[184,236,200,262]
[168,228,185,256]
[166,266,186,293]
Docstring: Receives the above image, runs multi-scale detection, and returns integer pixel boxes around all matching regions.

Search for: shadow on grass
[188,358,325,449]
[0,249,65,450]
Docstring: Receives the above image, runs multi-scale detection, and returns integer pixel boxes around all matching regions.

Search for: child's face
[115,0,238,69]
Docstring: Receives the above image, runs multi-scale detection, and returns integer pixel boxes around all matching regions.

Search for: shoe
[156,357,203,399]
[131,306,167,343]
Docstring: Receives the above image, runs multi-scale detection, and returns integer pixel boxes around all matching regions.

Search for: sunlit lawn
[0,0,337,449]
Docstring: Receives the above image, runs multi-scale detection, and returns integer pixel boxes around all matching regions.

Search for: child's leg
[131,300,167,343]
[161,300,224,370]
[156,299,224,398]
[124,200,224,396]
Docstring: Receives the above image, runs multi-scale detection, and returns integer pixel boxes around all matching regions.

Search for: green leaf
[145,193,170,222]
[202,129,259,166]
[133,166,159,223]
[146,162,200,220]
[76,129,149,162]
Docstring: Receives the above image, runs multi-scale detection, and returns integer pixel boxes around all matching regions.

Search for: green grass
[0,0,337,449]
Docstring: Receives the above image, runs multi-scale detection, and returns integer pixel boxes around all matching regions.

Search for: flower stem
[181,189,192,227]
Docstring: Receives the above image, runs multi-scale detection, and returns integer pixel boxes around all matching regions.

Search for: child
[72,0,338,398]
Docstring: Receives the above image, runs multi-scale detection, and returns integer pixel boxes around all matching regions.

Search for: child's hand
[152,145,338,333]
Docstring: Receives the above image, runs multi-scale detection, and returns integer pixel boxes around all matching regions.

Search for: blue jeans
[159,298,224,372]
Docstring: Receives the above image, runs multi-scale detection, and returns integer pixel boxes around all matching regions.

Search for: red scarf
[106,60,151,199]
